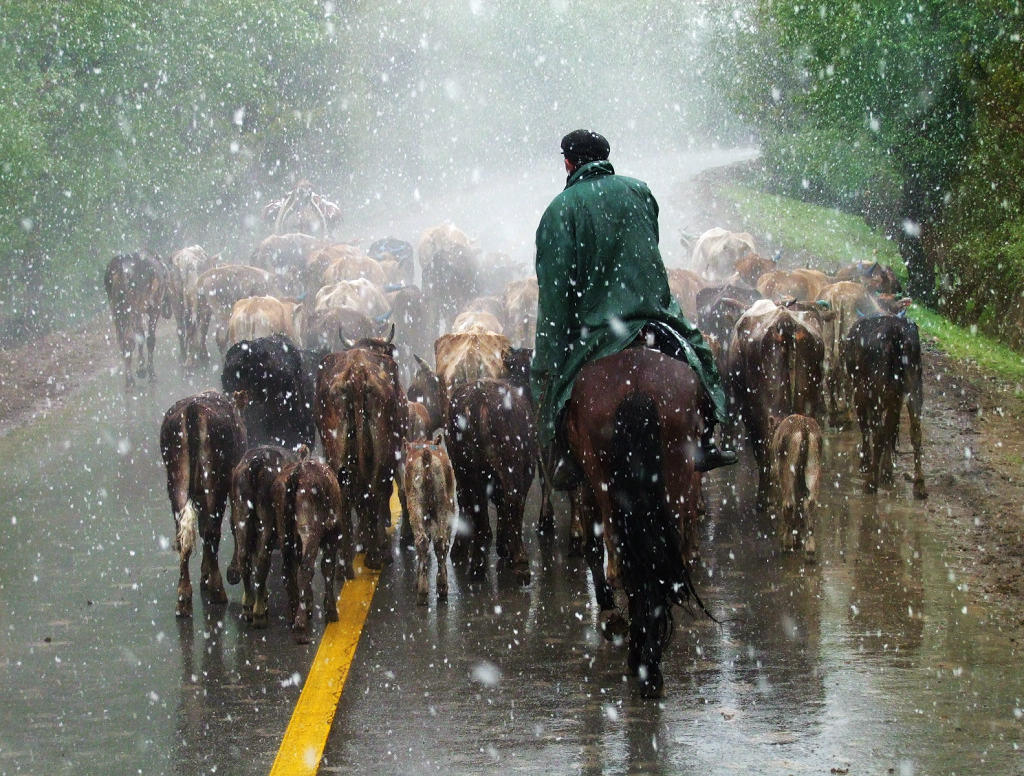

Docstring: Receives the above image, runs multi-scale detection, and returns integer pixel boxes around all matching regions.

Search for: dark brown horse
[565,346,711,698]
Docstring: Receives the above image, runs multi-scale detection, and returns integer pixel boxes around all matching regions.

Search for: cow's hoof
[252,612,269,629]
[914,481,928,500]
[206,587,228,605]
[437,588,448,604]
[416,591,429,607]
[599,610,628,641]
[242,607,254,623]
[864,481,877,494]
[513,563,531,585]
[567,536,584,558]
[323,603,339,623]
[293,628,311,645]
[175,599,192,618]
[226,566,241,585]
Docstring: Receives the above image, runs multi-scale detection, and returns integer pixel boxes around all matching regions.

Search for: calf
[403,441,456,605]
[769,414,824,555]
[159,391,247,617]
[844,315,926,499]
[262,458,353,643]
[221,334,316,450]
[104,251,169,390]
[446,377,535,582]
[226,444,303,622]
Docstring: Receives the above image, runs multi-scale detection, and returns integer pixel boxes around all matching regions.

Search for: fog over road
[0,150,1019,775]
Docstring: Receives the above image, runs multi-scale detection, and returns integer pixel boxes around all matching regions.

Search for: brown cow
[666,267,707,320]
[104,251,169,390]
[395,398,433,545]
[191,265,276,365]
[403,441,456,605]
[264,457,353,643]
[226,444,303,622]
[434,330,510,416]
[322,253,388,287]
[316,332,404,569]
[834,260,903,294]
[159,391,247,617]
[417,223,479,334]
[769,414,824,555]
[728,300,826,493]
[225,295,303,351]
[734,252,777,287]
[757,268,830,303]
[314,278,391,320]
[167,245,218,364]
[502,278,539,349]
[446,377,535,582]
[844,314,926,499]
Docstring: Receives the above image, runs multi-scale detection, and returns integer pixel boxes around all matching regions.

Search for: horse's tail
[610,393,711,668]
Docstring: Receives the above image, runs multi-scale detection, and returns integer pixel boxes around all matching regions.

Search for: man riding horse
[531,129,736,488]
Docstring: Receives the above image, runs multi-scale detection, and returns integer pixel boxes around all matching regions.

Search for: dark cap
[560,129,610,165]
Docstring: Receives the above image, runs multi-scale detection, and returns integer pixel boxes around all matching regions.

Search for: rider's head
[561,129,610,174]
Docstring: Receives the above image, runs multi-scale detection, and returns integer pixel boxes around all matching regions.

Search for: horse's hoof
[567,537,584,558]
[363,552,383,571]
[638,666,664,699]
[323,602,339,623]
[599,611,628,641]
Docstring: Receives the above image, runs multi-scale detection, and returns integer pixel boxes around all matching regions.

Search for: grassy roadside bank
[717,181,1024,390]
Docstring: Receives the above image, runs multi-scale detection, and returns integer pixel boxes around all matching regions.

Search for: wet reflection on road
[323,432,1022,775]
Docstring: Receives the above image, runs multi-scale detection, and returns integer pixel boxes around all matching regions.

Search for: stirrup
[695,445,738,473]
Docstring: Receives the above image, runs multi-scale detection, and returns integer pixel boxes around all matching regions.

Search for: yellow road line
[269,490,400,776]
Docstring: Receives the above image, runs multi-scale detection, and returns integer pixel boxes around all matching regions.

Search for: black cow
[220,334,315,450]
[844,314,926,499]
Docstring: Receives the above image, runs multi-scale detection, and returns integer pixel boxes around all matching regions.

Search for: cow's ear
[386,322,395,344]
[295,444,310,460]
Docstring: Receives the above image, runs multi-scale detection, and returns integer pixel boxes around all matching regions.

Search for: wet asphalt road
[1,332,1022,776]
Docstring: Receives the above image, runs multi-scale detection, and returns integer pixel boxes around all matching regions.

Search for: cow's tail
[176,403,203,556]
[610,393,712,684]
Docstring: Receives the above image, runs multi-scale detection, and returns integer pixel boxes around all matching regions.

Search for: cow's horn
[414,353,429,370]
[386,322,395,344]
[338,326,355,350]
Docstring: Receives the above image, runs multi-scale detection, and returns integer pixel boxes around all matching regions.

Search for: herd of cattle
[103,218,928,647]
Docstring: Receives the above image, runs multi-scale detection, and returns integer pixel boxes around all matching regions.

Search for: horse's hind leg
[578,485,625,640]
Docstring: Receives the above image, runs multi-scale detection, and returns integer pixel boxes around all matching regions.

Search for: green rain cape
[530,159,727,446]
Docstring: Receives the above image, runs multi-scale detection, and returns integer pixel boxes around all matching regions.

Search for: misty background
[1,0,748,340]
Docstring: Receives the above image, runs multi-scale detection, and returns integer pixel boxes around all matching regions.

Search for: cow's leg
[292,534,318,644]
[497,491,530,584]
[251,525,275,629]
[907,395,927,500]
[321,529,340,623]
[145,309,159,381]
[877,403,900,488]
[198,494,228,604]
[450,476,478,567]
[434,514,451,603]
[363,477,393,570]
[397,472,413,548]
[855,396,871,475]
[176,546,193,618]
[414,532,431,606]
[113,316,135,391]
